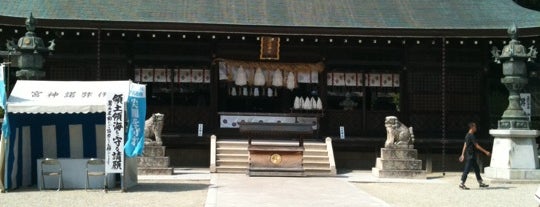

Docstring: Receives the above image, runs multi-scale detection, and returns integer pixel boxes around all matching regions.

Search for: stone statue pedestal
[485,129,540,180]
[372,145,426,179]
[137,144,173,175]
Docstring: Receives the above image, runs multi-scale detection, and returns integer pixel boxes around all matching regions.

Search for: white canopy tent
[7,80,132,114]
[2,80,145,190]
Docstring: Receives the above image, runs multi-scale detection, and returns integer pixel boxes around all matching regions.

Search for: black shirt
[464,133,477,159]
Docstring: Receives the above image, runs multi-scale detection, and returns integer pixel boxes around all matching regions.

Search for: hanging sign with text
[105,93,125,173]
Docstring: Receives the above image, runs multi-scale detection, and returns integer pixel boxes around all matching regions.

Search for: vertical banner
[0,63,7,191]
[105,93,125,173]
[125,84,146,157]
[0,63,9,140]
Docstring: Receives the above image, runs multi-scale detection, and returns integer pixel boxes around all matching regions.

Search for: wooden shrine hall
[0,0,540,173]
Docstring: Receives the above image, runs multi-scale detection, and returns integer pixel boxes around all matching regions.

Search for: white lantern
[254,67,266,86]
[316,98,323,110]
[272,69,283,87]
[235,66,247,86]
[286,71,296,90]
[294,96,302,109]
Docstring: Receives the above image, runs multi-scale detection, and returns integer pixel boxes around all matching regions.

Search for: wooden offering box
[239,122,313,176]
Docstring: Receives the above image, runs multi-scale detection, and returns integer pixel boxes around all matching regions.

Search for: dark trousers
[461,157,482,183]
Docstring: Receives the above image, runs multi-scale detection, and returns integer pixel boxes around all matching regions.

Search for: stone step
[372,168,426,179]
[138,167,173,175]
[303,150,328,156]
[143,145,166,157]
[217,159,249,166]
[250,140,301,147]
[375,158,422,170]
[216,166,248,174]
[303,155,330,162]
[303,143,327,150]
[137,157,170,167]
[217,140,248,148]
[214,139,334,176]
[217,147,248,154]
[380,148,418,160]
[249,168,304,177]
[303,162,330,169]
[304,168,334,177]
[217,154,249,160]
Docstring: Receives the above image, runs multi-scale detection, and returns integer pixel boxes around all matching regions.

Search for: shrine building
[0,1,539,170]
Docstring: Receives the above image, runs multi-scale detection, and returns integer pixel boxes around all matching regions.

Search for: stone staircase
[137,144,173,175]
[210,136,336,176]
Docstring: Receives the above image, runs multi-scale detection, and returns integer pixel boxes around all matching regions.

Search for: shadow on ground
[129,182,208,192]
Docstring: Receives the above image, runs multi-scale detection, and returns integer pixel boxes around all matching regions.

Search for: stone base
[249,167,304,177]
[372,168,426,179]
[372,147,426,179]
[137,156,170,167]
[137,144,173,175]
[484,167,540,180]
[375,158,422,170]
[138,167,174,175]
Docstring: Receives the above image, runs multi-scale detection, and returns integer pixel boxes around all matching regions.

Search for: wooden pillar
[96,28,101,80]
[441,37,447,176]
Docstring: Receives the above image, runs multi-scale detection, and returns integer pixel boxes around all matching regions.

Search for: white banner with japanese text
[105,93,125,173]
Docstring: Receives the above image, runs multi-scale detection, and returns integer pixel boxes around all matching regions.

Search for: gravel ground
[354,172,539,207]
[3,171,539,207]
[0,180,209,207]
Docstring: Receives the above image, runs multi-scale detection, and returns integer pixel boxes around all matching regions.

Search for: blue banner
[0,64,9,139]
[124,83,146,157]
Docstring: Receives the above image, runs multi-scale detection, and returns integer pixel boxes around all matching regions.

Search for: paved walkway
[205,173,390,207]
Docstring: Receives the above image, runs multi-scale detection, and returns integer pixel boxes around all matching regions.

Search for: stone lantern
[0,13,55,80]
[485,24,540,180]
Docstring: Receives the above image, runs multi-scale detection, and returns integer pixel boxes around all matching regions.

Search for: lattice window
[408,71,441,112]
[46,59,94,81]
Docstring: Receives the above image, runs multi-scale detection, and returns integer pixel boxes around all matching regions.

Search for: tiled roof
[0,0,538,30]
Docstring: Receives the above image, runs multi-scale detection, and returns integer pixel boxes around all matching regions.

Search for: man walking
[459,122,490,190]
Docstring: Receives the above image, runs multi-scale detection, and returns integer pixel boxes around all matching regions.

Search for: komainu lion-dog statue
[144,113,165,146]
[384,116,414,148]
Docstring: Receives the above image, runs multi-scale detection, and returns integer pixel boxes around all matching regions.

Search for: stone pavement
[166,168,437,206]
[200,170,402,207]
[204,172,391,207]
[144,168,394,206]
[200,169,540,207]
